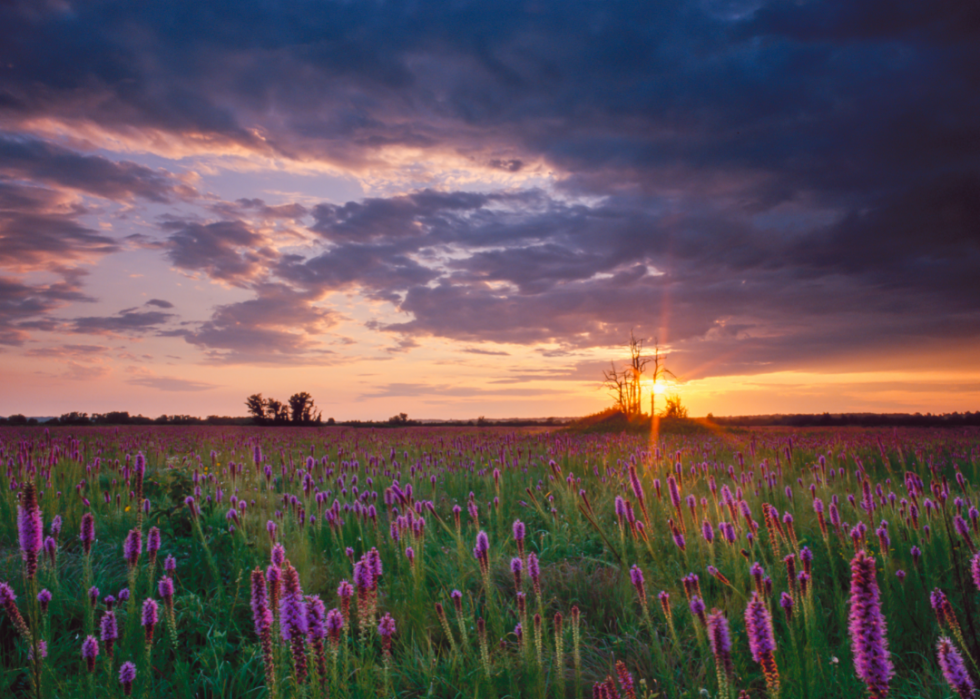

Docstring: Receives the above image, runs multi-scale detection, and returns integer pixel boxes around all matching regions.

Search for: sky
[1,0,979,420]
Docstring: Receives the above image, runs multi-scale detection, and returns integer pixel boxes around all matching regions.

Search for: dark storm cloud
[0,134,194,202]
[2,0,977,372]
[145,299,174,309]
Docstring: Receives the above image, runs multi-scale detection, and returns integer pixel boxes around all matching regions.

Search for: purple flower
[50,515,62,539]
[18,483,43,579]
[337,580,353,623]
[707,609,733,680]
[142,598,159,643]
[528,552,541,595]
[306,595,326,640]
[88,586,100,608]
[81,635,99,672]
[280,563,308,683]
[937,636,976,699]
[849,551,893,698]
[366,548,383,582]
[630,565,646,602]
[279,564,308,640]
[184,496,198,519]
[117,588,130,602]
[972,553,980,592]
[100,610,118,658]
[119,661,136,696]
[629,464,645,504]
[164,555,176,575]
[512,519,526,542]
[667,476,681,509]
[38,588,52,614]
[43,536,57,566]
[378,612,396,656]
[251,568,272,636]
[800,546,813,575]
[690,595,707,626]
[147,527,161,563]
[744,592,779,692]
[0,582,30,640]
[326,608,344,647]
[271,543,286,567]
[266,520,277,542]
[123,528,141,569]
[473,530,490,565]
[780,592,794,620]
[158,576,174,613]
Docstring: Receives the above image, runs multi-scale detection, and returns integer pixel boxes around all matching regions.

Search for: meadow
[0,423,978,698]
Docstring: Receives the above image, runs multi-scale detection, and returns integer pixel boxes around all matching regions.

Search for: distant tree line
[706,412,980,428]
[0,412,255,427]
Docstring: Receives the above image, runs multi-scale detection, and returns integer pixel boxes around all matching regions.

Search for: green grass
[0,424,977,698]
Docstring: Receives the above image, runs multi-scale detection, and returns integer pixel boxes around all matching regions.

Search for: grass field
[1,424,978,698]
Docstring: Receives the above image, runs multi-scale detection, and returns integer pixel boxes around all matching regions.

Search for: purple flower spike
[689,595,707,627]
[280,563,308,684]
[18,483,43,579]
[158,576,174,614]
[119,661,136,696]
[937,636,976,699]
[849,551,893,698]
[280,564,307,640]
[38,588,52,614]
[378,612,397,657]
[326,607,344,647]
[745,592,779,693]
[123,529,141,569]
[528,552,541,595]
[81,635,99,672]
[43,536,57,566]
[142,598,159,643]
[147,527,161,564]
[0,582,30,640]
[100,610,118,659]
[271,543,286,567]
[306,595,326,640]
[707,609,733,680]
[630,564,646,603]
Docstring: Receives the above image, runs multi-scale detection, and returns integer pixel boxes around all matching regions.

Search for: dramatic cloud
[169,283,338,363]
[0,134,194,202]
[1,0,977,414]
[162,220,273,285]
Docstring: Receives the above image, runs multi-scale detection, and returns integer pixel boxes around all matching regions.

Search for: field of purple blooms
[1,424,979,698]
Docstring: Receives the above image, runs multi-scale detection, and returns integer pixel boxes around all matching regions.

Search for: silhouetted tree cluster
[245,393,322,425]
[662,395,688,419]
[602,331,673,417]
